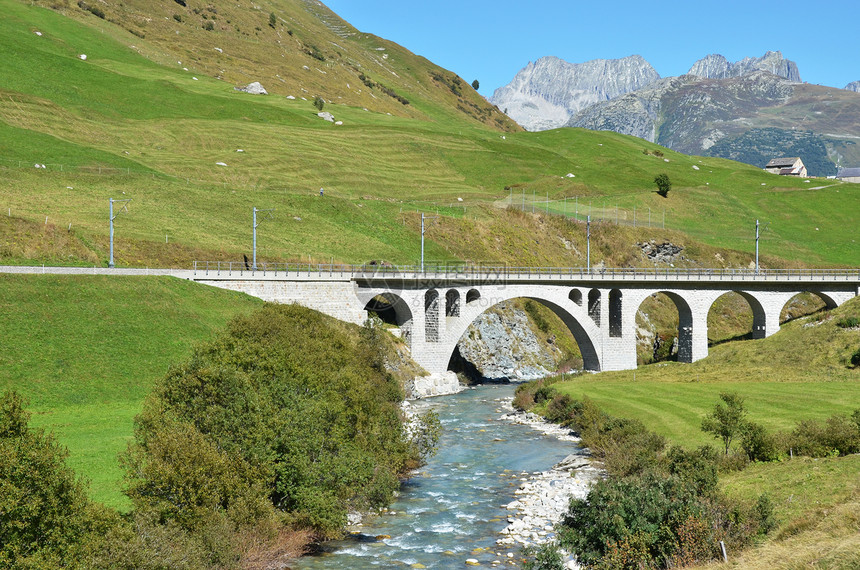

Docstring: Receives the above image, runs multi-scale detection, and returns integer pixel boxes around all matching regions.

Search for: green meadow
[0,274,264,508]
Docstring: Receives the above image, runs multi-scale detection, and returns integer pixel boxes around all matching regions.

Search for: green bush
[740,421,780,462]
[543,393,575,423]
[755,493,778,536]
[835,316,860,328]
[534,385,558,405]
[666,445,719,494]
[559,473,722,568]
[789,414,860,457]
[654,173,671,197]
[0,392,98,567]
[512,383,537,411]
[124,304,416,540]
[597,421,665,478]
[850,347,860,367]
[522,541,564,570]
[203,20,214,31]
[530,394,774,569]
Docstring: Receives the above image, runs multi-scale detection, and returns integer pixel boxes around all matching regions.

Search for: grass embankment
[0,274,264,508]
[1,1,858,269]
[547,296,860,566]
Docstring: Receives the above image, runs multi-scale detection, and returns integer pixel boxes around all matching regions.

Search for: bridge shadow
[708,331,753,348]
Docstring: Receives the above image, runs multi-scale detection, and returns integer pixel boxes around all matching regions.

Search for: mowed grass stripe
[555,380,860,449]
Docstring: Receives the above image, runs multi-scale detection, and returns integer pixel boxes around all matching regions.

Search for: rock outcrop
[845,81,860,92]
[452,302,557,381]
[490,55,660,131]
[687,51,801,83]
[637,240,685,264]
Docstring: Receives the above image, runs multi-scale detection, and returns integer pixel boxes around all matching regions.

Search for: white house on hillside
[836,167,860,183]
[764,157,807,177]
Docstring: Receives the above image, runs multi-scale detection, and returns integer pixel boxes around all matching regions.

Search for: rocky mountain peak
[846,81,860,92]
[490,55,660,131]
[687,50,801,82]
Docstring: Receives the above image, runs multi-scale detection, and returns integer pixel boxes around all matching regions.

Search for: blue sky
[324,0,859,97]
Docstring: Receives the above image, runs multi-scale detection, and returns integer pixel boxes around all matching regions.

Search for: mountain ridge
[489,55,660,131]
[686,50,801,82]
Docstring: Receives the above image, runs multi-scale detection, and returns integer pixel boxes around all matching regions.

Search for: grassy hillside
[554,297,860,449]
[547,297,860,567]
[0,0,857,269]
[0,274,264,508]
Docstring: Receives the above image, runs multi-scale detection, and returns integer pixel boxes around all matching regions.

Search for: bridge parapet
[189,261,860,286]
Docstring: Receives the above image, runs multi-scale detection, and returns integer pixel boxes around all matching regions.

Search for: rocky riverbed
[496,399,603,569]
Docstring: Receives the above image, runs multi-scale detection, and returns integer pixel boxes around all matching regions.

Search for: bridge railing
[191,261,860,282]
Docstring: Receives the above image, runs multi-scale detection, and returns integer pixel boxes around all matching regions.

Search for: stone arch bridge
[188,263,860,375]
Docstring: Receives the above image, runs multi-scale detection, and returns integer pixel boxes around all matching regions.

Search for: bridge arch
[425,289,440,343]
[706,291,766,343]
[780,291,836,322]
[442,289,602,374]
[634,291,696,363]
[466,288,481,305]
[446,289,461,317]
[588,289,601,326]
[609,289,623,338]
[363,292,413,347]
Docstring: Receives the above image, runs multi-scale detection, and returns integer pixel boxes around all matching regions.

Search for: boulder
[235,82,268,95]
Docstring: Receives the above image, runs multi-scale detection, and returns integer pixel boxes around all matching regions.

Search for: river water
[294,384,585,569]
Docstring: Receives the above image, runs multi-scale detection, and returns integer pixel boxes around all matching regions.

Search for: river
[294,384,590,569]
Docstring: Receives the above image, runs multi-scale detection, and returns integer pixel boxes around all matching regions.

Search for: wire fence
[497,190,668,228]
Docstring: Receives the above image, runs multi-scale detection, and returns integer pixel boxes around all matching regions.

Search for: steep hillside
[0,0,858,270]
[27,0,516,130]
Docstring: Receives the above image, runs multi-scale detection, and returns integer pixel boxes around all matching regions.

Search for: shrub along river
[295,384,592,568]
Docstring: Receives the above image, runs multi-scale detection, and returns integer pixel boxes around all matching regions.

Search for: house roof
[836,167,860,178]
[766,157,802,168]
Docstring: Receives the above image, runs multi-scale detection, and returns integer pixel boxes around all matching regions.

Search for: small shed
[835,167,860,183]
[764,157,807,177]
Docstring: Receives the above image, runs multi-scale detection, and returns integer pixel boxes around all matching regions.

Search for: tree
[701,392,749,455]
[269,12,277,28]
[313,96,325,111]
[0,391,95,566]
[471,79,480,91]
[654,173,671,197]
